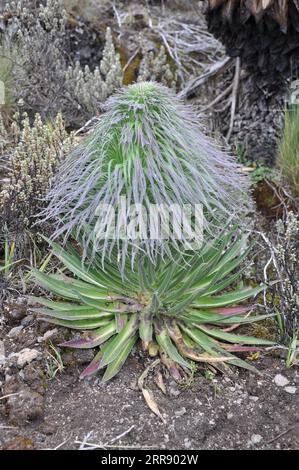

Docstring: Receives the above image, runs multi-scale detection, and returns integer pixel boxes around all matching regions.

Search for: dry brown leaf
[262,0,273,9]
[193,355,232,363]
[271,0,288,32]
[154,371,167,395]
[209,0,227,8]
[142,388,166,424]
[245,0,265,19]
[293,0,299,12]
[223,0,238,20]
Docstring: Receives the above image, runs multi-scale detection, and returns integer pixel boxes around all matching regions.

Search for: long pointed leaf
[155,325,191,370]
[102,334,137,383]
[190,285,266,309]
[33,306,114,321]
[197,325,275,345]
[38,317,111,330]
[100,314,138,367]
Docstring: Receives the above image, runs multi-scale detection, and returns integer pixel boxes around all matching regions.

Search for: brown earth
[0,302,298,451]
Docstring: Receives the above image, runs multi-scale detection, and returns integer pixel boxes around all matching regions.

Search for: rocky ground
[0,300,298,450]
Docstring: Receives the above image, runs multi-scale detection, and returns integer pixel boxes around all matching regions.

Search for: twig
[43,435,72,450]
[53,436,71,450]
[75,440,156,450]
[152,17,225,83]
[267,427,294,444]
[75,426,135,451]
[226,57,241,141]
[0,425,18,429]
[123,48,140,73]
[198,83,233,114]
[112,2,122,28]
[106,425,135,445]
[78,431,94,450]
[0,392,20,401]
[74,117,99,136]
[179,57,233,98]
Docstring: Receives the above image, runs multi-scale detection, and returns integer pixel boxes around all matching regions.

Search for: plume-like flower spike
[40,81,252,273]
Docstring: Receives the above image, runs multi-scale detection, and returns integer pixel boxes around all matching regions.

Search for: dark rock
[36,321,54,335]
[5,387,44,426]
[246,374,261,396]
[4,302,27,324]
[3,436,36,450]
[21,315,34,327]
[62,349,94,366]
[169,380,182,397]
[22,363,46,394]
[2,376,20,395]
[39,422,58,436]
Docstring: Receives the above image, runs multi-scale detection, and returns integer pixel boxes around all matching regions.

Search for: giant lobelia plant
[31,82,273,382]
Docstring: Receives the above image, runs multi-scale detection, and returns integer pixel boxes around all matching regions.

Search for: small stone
[16,348,40,368]
[251,434,263,444]
[227,412,234,420]
[169,380,181,397]
[175,407,187,418]
[184,438,192,449]
[39,422,57,436]
[169,386,181,397]
[246,374,260,396]
[4,302,27,324]
[21,315,33,327]
[3,436,36,450]
[284,386,296,394]
[73,349,95,364]
[6,388,44,425]
[293,375,299,385]
[274,374,289,387]
[0,340,5,364]
[8,326,24,338]
[22,363,45,393]
[37,328,58,343]
[252,396,259,402]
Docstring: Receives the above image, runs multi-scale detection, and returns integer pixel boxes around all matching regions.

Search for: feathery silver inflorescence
[40,82,252,271]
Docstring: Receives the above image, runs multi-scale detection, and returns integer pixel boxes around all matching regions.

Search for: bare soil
[0,302,298,451]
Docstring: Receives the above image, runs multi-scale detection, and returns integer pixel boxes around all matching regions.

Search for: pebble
[175,407,187,418]
[0,340,5,364]
[4,302,27,323]
[2,436,36,450]
[8,326,24,338]
[274,374,289,387]
[184,438,192,449]
[250,434,263,444]
[169,387,181,397]
[21,315,33,327]
[37,328,58,343]
[62,349,94,366]
[169,381,181,397]
[249,396,259,402]
[284,386,296,395]
[6,387,44,425]
[39,422,58,436]
[16,348,40,368]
